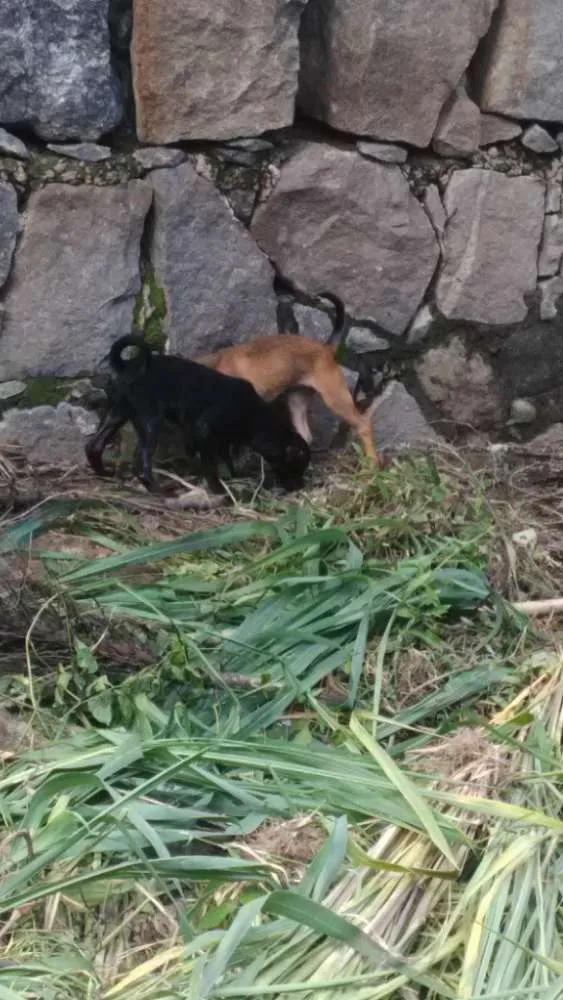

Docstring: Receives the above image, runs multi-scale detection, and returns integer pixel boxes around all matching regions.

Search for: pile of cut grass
[0,448,561,999]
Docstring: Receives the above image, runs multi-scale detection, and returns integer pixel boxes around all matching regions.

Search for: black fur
[85,336,310,494]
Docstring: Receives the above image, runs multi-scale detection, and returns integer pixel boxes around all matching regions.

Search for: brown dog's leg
[85,409,128,476]
[307,369,379,462]
[286,391,313,444]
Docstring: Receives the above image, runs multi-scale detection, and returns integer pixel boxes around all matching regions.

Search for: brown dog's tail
[108,335,152,373]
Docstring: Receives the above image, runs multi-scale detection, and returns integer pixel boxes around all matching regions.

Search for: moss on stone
[133,265,167,350]
[18,377,74,409]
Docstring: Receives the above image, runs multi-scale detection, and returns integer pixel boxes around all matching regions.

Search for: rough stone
[356,141,407,165]
[529,423,563,450]
[133,147,186,171]
[432,88,480,158]
[346,328,390,353]
[436,168,545,324]
[226,138,275,153]
[132,0,306,143]
[538,216,563,278]
[0,403,97,467]
[539,277,563,319]
[298,0,498,148]
[521,125,558,155]
[509,398,536,424]
[68,378,108,408]
[216,148,262,168]
[416,337,502,429]
[546,180,561,215]
[370,382,441,452]
[424,185,447,243]
[0,182,17,289]
[0,381,25,405]
[0,128,29,160]
[47,143,112,163]
[150,161,277,356]
[0,0,122,141]
[480,0,563,123]
[251,144,438,334]
[293,304,333,343]
[479,113,522,147]
[407,304,436,344]
[0,181,152,379]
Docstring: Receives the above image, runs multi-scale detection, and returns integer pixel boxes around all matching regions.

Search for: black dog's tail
[109,335,152,373]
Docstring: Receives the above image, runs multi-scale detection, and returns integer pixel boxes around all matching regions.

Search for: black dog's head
[252,422,310,492]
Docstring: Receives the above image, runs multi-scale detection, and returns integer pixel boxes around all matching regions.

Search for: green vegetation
[132,265,167,350]
[17,376,73,408]
[0,450,561,999]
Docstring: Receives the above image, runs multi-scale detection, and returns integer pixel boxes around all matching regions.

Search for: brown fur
[197,334,379,462]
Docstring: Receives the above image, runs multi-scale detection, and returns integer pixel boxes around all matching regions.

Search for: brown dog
[197,293,379,462]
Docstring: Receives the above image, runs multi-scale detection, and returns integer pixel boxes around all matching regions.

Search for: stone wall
[1,0,563,463]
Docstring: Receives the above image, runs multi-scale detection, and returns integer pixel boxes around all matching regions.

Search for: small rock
[370,381,441,452]
[521,125,558,155]
[424,184,446,242]
[539,277,563,319]
[0,403,97,467]
[133,147,186,170]
[432,87,480,158]
[0,381,26,404]
[356,141,407,164]
[346,327,390,353]
[0,128,29,160]
[69,378,108,408]
[479,113,522,147]
[538,215,563,278]
[215,147,258,167]
[407,304,435,344]
[509,398,536,424]
[47,142,112,162]
[293,304,333,342]
[226,138,274,152]
[416,337,502,428]
[512,528,537,551]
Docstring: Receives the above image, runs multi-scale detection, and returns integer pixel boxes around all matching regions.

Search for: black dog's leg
[130,413,161,490]
[218,444,235,478]
[85,407,128,477]
[192,412,228,494]
[199,451,226,494]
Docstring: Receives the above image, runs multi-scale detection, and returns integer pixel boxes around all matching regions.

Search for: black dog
[85,336,310,493]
